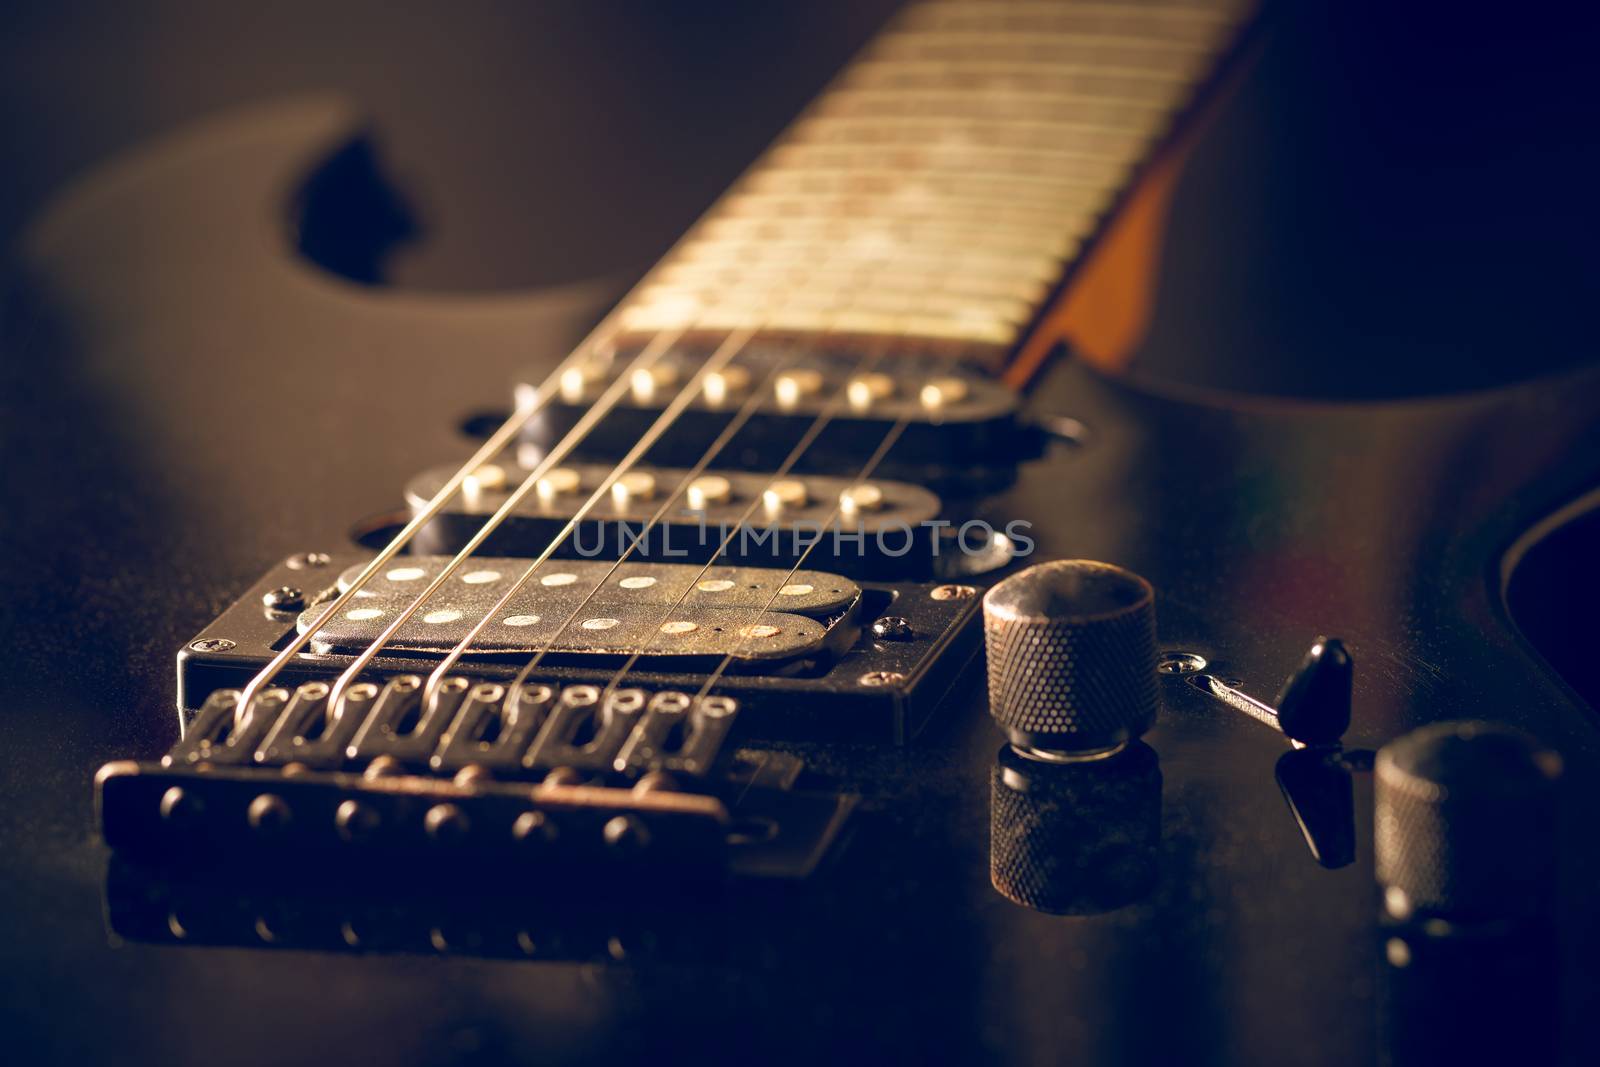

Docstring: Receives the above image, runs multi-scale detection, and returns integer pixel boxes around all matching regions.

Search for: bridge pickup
[406,459,941,579]
[514,346,1042,495]
[180,552,983,743]
[299,557,859,664]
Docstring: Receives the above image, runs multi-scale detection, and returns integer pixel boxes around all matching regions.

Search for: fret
[843,60,1202,102]
[814,87,1175,131]
[734,175,1124,215]
[629,284,1037,328]
[788,115,1160,158]
[867,36,1217,77]
[756,146,1134,187]
[700,199,1100,236]
[613,0,1253,353]
[900,3,1236,42]
[667,249,1070,292]
[653,263,1051,306]
[713,195,1113,232]
[642,257,1069,306]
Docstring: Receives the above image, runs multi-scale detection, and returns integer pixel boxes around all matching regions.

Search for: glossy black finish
[7,71,1600,1067]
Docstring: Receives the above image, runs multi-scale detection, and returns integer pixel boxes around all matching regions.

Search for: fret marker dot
[581,617,620,631]
[779,584,814,597]
[462,570,501,585]
[387,567,425,582]
[346,608,383,621]
[423,610,462,624]
[540,573,578,587]
[619,576,657,589]
[660,621,697,634]
[697,579,735,592]
[503,615,541,627]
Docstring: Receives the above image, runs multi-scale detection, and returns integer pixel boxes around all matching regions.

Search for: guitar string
[687,372,942,707]
[412,322,762,707]
[228,246,718,724]
[425,240,904,705]
[493,287,903,705]
[462,191,959,711]
[421,351,789,704]
[242,22,904,726]
[234,1,978,729]
[225,21,875,726]
[604,337,966,717]
[327,236,879,718]
[226,0,974,726]
[229,332,616,723]
[588,276,973,719]
[318,323,743,718]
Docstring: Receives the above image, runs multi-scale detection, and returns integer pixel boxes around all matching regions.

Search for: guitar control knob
[982,560,1158,758]
[1375,721,1561,922]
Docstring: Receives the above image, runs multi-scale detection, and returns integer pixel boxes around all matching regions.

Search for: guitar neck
[616,0,1254,363]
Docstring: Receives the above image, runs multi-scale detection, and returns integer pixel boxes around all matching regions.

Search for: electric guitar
[6,1,1599,1064]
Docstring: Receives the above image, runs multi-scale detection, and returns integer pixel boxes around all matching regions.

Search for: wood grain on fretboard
[616,0,1253,359]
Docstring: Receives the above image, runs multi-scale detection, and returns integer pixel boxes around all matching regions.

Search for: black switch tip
[1273,637,1352,746]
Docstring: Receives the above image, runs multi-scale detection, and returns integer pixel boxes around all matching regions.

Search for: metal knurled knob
[982,560,1158,756]
[1375,721,1562,922]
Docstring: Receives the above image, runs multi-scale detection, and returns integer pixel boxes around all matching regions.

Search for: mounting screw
[247,793,292,834]
[931,584,977,601]
[424,803,471,841]
[512,810,559,845]
[859,670,907,687]
[159,785,201,824]
[286,552,331,570]
[262,586,306,612]
[189,638,236,653]
[1157,652,1208,675]
[335,799,380,842]
[871,615,915,641]
[603,814,651,853]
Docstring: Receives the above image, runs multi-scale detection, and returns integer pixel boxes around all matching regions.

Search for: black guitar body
[6,85,1600,1067]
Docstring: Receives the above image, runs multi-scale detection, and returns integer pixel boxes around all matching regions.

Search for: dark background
[3,0,1597,398]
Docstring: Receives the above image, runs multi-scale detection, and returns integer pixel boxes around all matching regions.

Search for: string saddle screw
[286,552,331,570]
[859,670,907,687]
[931,584,977,601]
[189,638,236,653]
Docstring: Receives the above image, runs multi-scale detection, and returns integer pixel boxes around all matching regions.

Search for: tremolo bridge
[98,679,812,881]
[99,551,983,882]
